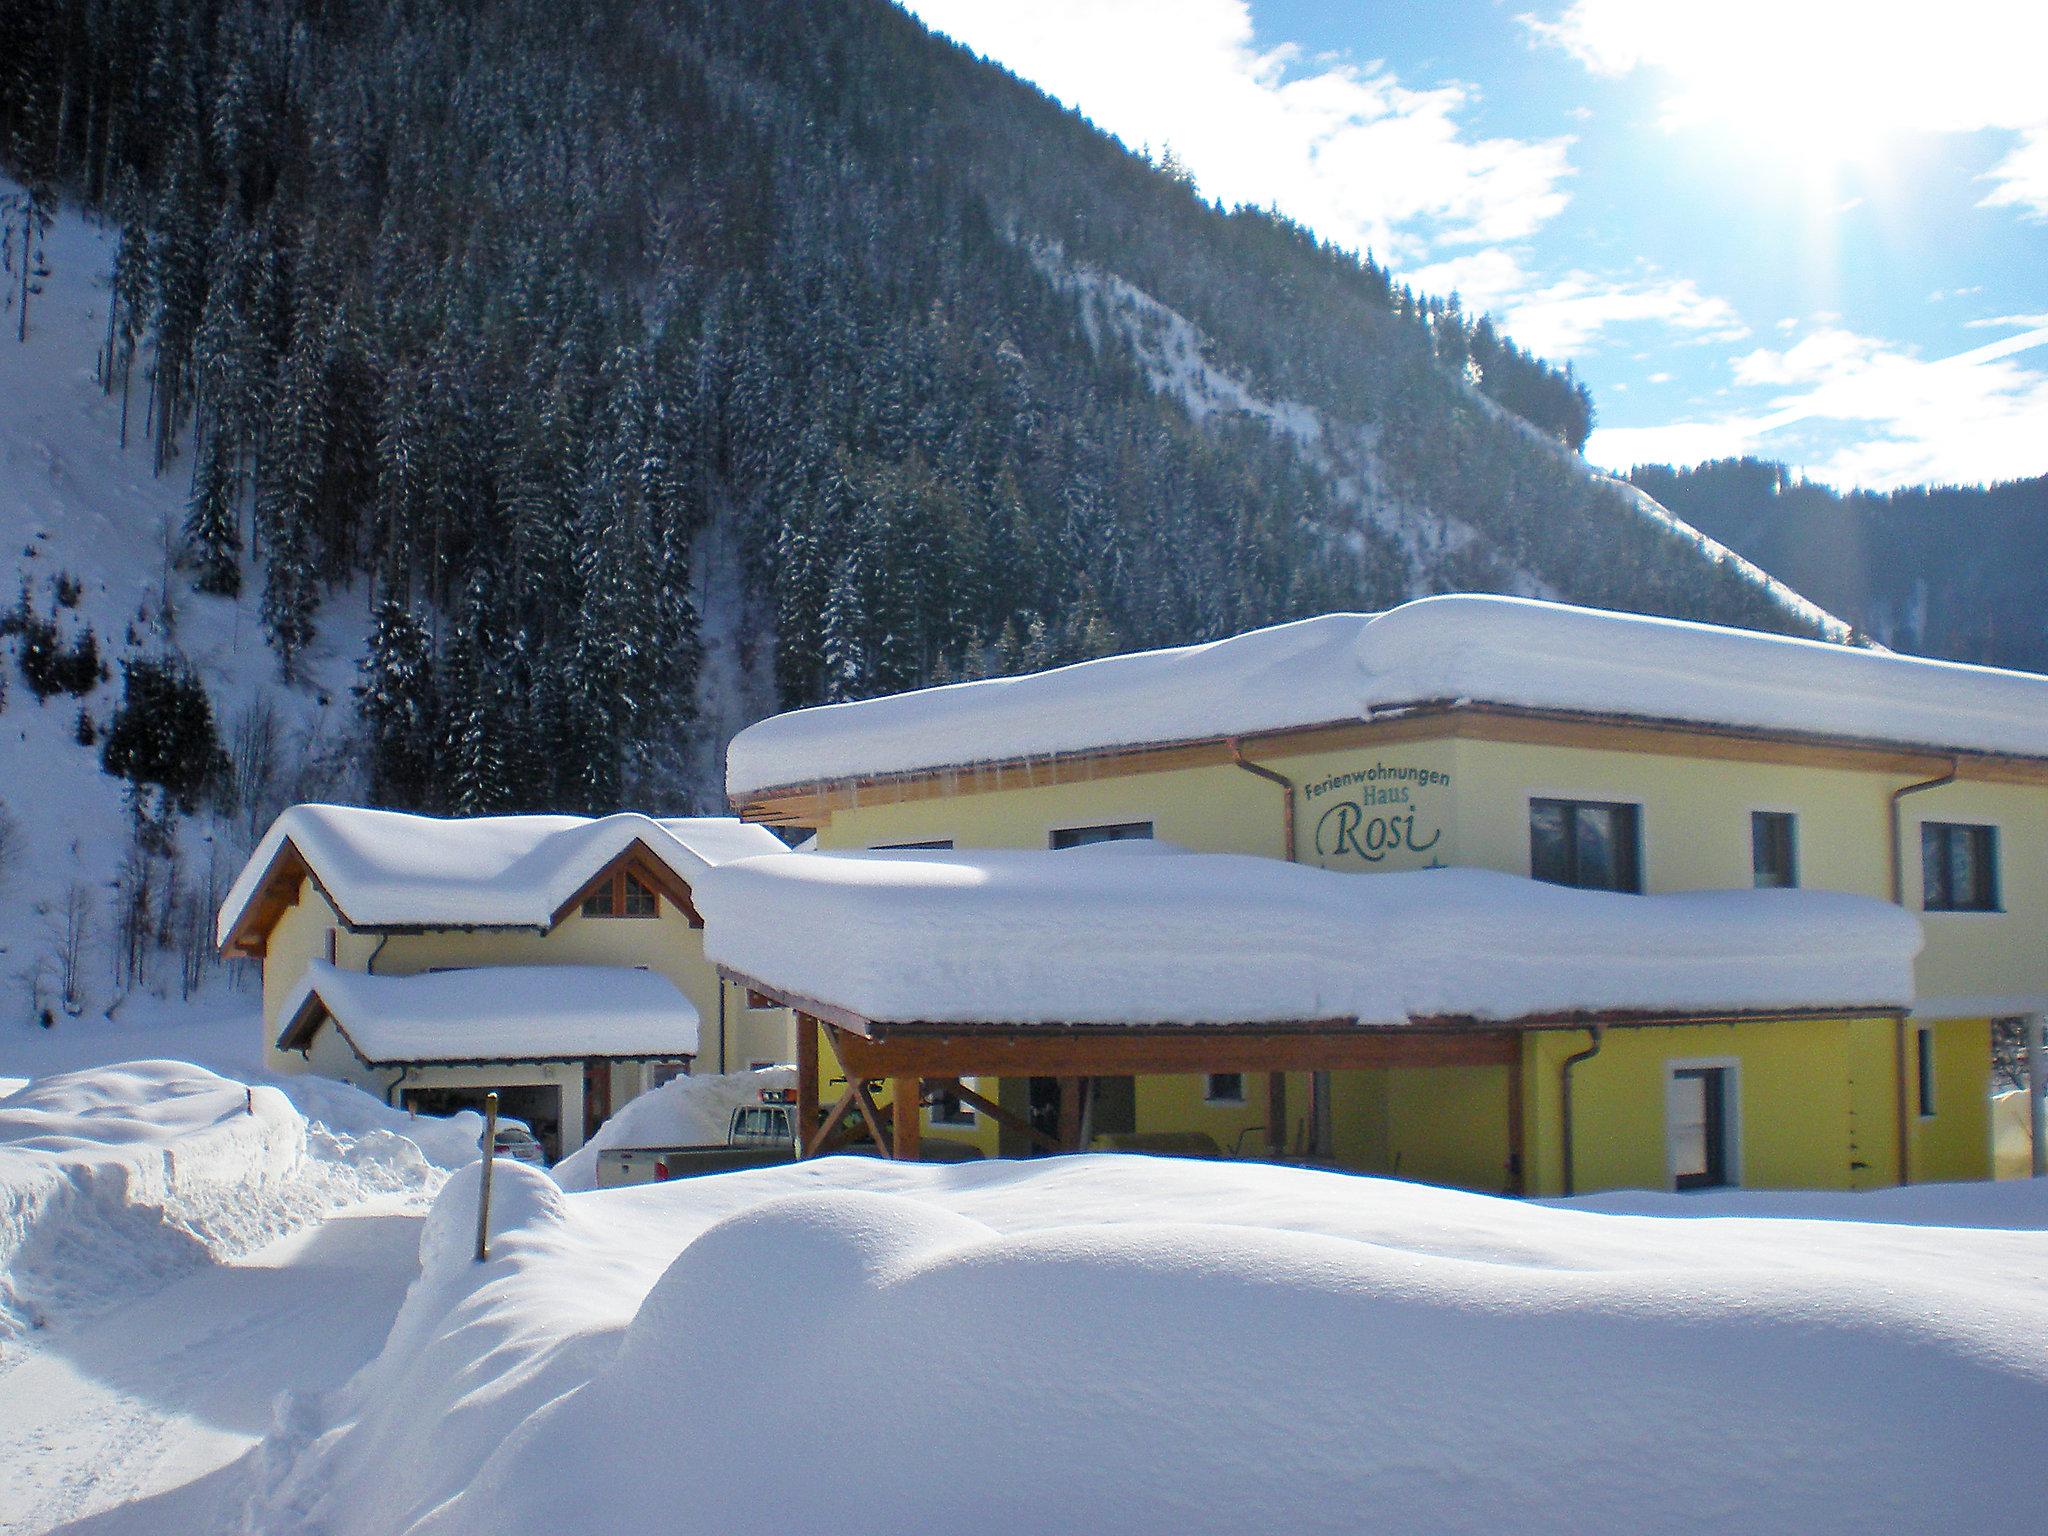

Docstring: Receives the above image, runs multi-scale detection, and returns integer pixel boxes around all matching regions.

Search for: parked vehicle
[489,1122,548,1168]
[594,1090,799,1188]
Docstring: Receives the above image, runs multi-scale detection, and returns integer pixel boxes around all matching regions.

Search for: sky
[901,0,2048,491]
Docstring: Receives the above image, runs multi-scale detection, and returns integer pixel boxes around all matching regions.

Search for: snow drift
[245,1155,2048,1535]
[0,1060,460,1336]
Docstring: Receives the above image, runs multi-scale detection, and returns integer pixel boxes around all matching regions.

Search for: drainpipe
[1229,738,1298,862]
[387,1062,414,1109]
[1886,761,1958,906]
[1231,740,1319,1150]
[366,934,391,975]
[1559,1027,1604,1197]
[1885,760,1956,1189]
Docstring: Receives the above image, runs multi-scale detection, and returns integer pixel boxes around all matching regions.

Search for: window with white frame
[1751,811,1797,889]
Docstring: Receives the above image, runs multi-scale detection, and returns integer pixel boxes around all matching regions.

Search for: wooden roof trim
[549,840,703,928]
[720,970,1890,1041]
[730,699,2048,822]
[222,841,328,958]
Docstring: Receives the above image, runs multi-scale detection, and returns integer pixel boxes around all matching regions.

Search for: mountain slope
[0,0,1860,1020]
[1630,459,2048,671]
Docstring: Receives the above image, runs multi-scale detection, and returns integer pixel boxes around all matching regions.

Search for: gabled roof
[277,961,699,1064]
[696,844,1922,1030]
[217,805,788,953]
[725,594,2048,799]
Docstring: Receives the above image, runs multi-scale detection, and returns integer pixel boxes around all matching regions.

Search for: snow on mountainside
[0,184,363,1026]
[1036,241,1852,641]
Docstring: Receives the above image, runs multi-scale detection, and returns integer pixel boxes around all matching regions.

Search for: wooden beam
[891,1077,922,1162]
[850,1075,894,1159]
[1266,1071,1287,1157]
[946,1078,1063,1155]
[826,1027,1517,1080]
[1057,1077,1083,1151]
[795,1012,820,1159]
[804,1087,859,1160]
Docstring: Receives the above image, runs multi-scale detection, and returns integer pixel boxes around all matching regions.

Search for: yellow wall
[801,722,2038,1190]
[824,733,2048,1017]
[259,875,794,1126]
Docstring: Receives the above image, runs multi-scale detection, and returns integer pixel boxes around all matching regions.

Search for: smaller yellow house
[217,805,794,1158]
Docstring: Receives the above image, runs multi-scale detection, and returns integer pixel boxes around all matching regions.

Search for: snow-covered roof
[217,805,788,948]
[725,594,2048,797]
[278,961,700,1064]
[696,844,1921,1028]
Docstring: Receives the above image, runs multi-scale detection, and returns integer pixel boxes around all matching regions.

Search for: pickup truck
[594,1097,798,1188]
[593,1088,983,1186]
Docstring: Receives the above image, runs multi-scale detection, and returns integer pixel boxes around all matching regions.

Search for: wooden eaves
[729,697,2048,824]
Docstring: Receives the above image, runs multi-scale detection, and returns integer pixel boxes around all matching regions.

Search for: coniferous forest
[1630,459,2048,673]
[0,0,1832,817]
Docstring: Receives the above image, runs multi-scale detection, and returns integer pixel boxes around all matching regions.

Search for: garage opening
[405,1083,565,1161]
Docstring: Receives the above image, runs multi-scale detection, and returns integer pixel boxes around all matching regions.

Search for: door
[1668,1066,1731,1190]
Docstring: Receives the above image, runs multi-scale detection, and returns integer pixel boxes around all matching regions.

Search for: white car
[488,1122,548,1167]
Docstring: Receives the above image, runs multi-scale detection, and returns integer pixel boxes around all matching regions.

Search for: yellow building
[725,595,2048,1195]
[217,806,795,1157]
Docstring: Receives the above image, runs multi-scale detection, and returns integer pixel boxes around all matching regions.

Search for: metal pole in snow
[475,1091,500,1261]
[2029,1016,2046,1180]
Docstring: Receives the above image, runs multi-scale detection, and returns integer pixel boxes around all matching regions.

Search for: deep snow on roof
[280,961,700,1064]
[695,844,1921,1027]
[725,594,2048,796]
[217,805,788,946]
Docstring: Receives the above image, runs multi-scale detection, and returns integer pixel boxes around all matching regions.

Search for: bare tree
[0,798,20,893]
[39,882,96,1018]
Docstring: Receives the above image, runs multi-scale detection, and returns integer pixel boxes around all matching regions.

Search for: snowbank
[218,805,786,947]
[244,1155,2048,1535]
[726,593,2048,794]
[277,960,701,1064]
[696,848,1920,1025]
[552,1065,794,1191]
[0,1060,457,1336]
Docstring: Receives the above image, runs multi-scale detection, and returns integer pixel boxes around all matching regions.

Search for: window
[1204,1072,1246,1105]
[1921,823,1999,911]
[646,1061,690,1091]
[871,839,954,850]
[1667,1065,1734,1191]
[1050,820,1154,850]
[931,1080,978,1126]
[1751,811,1798,889]
[581,868,661,919]
[1530,799,1642,892]
[1916,1027,1936,1117]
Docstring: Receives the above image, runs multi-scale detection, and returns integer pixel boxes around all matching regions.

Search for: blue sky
[904,0,2048,490]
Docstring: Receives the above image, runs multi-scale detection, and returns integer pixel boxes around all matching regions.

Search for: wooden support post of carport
[891,1077,921,1161]
[795,1011,819,1151]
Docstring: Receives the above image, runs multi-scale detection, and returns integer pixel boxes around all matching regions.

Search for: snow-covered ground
[0,1039,2044,1534]
[0,181,363,1027]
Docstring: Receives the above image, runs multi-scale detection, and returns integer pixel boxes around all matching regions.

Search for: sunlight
[1539,0,2048,178]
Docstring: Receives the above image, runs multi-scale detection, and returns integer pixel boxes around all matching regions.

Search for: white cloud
[904,0,1574,260]
[1981,128,2048,221]
[1402,248,1746,358]
[1525,1,2048,214]
[1967,312,2048,330]
[1588,326,2048,488]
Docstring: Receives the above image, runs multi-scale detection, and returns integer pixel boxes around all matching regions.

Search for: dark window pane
[1530,799,1571,885]
[1923,822,1999,911]
[622,873,657,916]
[580,885,615,918]
[1050,821,1154,850]
[1752,812,1796,889]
